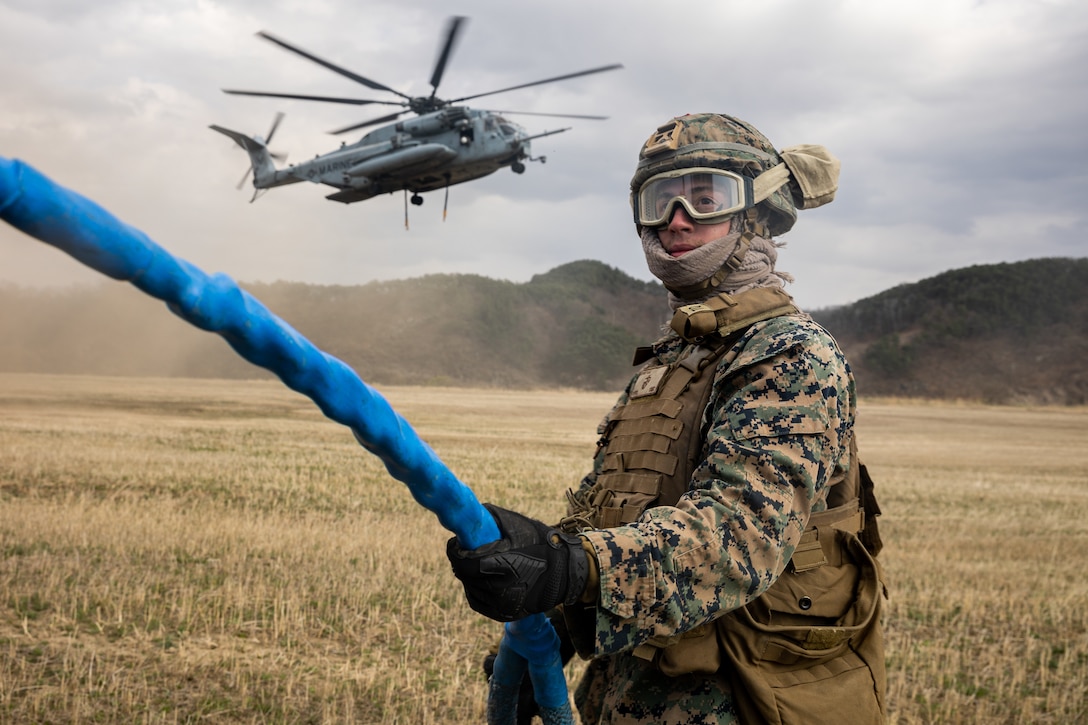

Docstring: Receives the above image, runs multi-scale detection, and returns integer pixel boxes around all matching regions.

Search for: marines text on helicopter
[210,16,621,218]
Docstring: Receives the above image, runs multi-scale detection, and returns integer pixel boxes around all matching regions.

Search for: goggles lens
[637,168,751,227]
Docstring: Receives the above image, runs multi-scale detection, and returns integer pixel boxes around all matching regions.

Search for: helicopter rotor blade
[255,31,412,100]
[237,167,252,191]
[483,109,611,120]
[447,63,624,104]
[329,110,411,135]
[223,89,406,107]
[429,15,467,95]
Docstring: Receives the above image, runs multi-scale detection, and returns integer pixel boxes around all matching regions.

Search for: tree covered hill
[0,260,669,391]
[2,257,1083,403]
[811,257,1087,404]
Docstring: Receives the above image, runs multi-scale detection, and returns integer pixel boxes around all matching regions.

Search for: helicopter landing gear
[410,193,424,206]
[511,161,526,174]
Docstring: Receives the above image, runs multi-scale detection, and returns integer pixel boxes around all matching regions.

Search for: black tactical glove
[446,504,589,622]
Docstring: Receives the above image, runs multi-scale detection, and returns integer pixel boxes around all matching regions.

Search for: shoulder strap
[670,286,798,341]
[858,460,883,556]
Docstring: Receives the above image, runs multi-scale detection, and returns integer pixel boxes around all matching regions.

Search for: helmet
[629,113,797,236]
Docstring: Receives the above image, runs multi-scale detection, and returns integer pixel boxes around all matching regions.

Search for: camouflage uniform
[568,310,856,724]
[448,112,870,723]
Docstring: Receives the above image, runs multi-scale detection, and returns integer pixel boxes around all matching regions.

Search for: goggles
[636,167,754,227]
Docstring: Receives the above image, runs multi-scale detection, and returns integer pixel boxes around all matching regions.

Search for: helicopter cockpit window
[490,116,517,137]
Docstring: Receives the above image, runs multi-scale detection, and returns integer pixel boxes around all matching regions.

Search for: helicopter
[210,16,622,215]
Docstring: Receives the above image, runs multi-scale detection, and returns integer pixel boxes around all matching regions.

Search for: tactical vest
[564,286,802,532]
[563,285,886,723]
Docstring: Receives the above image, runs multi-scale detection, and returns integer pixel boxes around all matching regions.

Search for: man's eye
[694,196,720,211]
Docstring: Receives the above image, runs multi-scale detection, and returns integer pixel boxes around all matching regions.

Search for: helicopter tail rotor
[210,112,287,196]
[264,111,285,146]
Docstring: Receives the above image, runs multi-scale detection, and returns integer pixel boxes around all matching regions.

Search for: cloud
[2,0,1086,311]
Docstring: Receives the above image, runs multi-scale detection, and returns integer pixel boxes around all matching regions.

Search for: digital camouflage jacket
[569,312,857,724]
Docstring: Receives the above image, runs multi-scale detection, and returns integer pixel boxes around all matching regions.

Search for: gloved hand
[446,504,590,622]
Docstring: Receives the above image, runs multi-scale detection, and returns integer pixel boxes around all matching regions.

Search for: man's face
[657,205,734,258]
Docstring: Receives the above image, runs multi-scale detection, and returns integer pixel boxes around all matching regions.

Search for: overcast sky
[2,0,1086,310]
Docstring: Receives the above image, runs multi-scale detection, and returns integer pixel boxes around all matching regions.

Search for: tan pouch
[717,531,886,725]
[632,621,721,676]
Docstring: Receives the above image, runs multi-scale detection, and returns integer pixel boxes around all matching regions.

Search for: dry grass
[0,373,1085,723]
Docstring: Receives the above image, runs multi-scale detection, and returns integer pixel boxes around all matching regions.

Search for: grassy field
[0,373,1085,723]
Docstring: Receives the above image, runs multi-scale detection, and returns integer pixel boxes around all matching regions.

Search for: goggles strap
[752,162,791,204]
[664,235,752,301]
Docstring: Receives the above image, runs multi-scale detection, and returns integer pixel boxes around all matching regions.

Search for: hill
[811,257,1088,404]
[2,257,1084,403]
[0,260,669,391]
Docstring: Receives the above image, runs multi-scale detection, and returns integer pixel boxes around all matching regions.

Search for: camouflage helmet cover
[630,113,798,236]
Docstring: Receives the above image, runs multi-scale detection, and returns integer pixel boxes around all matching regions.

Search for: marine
[448,113,887,724]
